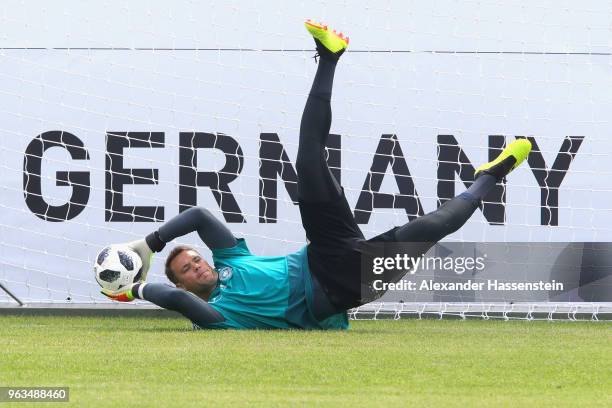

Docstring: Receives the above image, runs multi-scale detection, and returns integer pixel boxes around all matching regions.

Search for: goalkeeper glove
[101,282,146,302]
[113,231,165,282]
[125,239,154,282]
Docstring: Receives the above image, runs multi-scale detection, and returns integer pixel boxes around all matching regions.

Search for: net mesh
[1,1,612,320]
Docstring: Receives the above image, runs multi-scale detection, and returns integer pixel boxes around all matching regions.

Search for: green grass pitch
[1,315,610,407]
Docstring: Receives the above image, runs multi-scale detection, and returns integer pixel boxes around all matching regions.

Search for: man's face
[170,249,218,293]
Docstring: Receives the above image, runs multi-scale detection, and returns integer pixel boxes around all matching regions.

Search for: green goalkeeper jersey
[202,239,348,330]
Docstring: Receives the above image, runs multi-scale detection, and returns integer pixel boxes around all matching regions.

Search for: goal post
[1,2,612,321]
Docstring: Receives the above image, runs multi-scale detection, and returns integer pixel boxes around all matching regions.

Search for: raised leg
[296,20,350,203]
[394,138,532,242]
[296,54,342,202]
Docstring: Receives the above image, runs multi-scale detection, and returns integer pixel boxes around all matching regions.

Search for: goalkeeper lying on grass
[102,20,532,330]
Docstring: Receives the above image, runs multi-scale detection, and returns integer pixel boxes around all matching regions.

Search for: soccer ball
[94,245,143,291]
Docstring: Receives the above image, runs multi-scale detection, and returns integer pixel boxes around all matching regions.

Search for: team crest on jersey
[217,266,233,282]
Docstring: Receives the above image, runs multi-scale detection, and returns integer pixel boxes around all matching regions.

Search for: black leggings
[298,55,485,311]
[296,57,343,203]
[296,56,481,244]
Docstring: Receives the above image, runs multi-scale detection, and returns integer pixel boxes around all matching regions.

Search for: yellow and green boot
[474,139,532,180]
[304,19,349,59]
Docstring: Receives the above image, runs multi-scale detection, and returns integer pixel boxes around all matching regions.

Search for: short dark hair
[164,245,195,284]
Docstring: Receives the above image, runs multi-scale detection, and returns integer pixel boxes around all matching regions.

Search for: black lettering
[354,134,423,224]
[258,133,340,223]
[23,131,90,222]
[437,135,506,225]
[518,136,584,226]
[105,132,164,222]
[179,132,245,222]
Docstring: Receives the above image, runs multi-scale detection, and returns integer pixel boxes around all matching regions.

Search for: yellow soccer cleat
[304,19,349,57]
[474,138,532,180]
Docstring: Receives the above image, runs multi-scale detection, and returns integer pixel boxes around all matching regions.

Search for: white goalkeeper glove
[125,239,153,282]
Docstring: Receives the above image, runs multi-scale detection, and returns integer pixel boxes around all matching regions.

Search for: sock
[461,174,497,202]
[309,57,337,100]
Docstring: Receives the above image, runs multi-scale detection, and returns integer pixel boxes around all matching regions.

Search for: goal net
[1,1,611,320]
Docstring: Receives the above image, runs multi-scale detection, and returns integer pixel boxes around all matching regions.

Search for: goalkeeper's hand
[125,239,153,282]
[101,283,138,302]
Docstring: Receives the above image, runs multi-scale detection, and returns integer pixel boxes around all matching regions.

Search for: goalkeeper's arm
[106,282,225,327]
[145,207,237,254]
[126,207,237,281]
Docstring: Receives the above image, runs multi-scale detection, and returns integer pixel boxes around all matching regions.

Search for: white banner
[1,1,611,303]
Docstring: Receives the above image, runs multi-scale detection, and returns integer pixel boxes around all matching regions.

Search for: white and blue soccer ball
[94,245,143,292]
